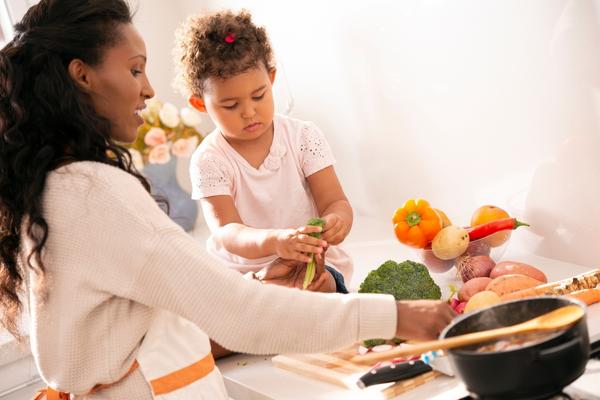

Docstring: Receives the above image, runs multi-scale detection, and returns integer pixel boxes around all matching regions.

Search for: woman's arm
[307,166,353,245]
[200,195,326,263]
[88,166,451,355]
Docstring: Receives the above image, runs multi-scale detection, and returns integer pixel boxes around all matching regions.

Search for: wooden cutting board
[272,344,441,399]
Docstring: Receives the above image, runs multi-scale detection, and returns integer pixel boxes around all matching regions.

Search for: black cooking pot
[440,296,589,400]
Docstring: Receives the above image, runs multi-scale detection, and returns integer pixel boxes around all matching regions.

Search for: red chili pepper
[467,217,529,241]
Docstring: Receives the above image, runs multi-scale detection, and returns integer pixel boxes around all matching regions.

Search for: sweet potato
[459,277,493,302]
[501,286,546,301]
[486,274,544,297]
[501,268,600,301]
[567,288,600,305]
[490,261,547,283]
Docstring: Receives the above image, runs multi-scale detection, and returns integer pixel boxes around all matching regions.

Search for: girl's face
[200,64,276,145]
[86,24,155,143]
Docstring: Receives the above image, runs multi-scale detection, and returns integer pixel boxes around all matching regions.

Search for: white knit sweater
[24,162,397,398]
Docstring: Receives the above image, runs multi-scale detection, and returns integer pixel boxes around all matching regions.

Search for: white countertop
[216,237,600,400]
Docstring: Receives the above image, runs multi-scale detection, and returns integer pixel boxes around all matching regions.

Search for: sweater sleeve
[70,163,396,355]
[129,227,397,354]
[99,172,398,354]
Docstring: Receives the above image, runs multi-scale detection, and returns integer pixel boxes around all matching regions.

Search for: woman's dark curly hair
[174,9,275,97]
[0,0,152,340]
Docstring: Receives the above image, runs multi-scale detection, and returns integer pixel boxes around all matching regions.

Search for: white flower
[144,127,167,147]
[172,136,200,157]
[141,98,163,124]
[129,148,144,170]
[180,107,203,127]
[159,102,180,128]
[148,144,171,164]
[146,97,163,114]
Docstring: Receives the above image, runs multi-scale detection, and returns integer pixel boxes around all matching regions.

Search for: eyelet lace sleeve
[299,122,336,177]
[190,152,232,199]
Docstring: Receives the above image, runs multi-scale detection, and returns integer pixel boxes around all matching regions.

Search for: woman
[0,0,455,398]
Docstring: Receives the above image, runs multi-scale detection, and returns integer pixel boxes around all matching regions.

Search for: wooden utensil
[272,347,442,399]
[351,304,584,364]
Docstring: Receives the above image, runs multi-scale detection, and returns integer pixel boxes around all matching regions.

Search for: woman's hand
[254,253,336,293]
[395,300,456,341]
[273,225,327,263]
[321,213,349,245]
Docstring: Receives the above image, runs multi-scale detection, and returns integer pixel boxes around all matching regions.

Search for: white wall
[135,0,600,267]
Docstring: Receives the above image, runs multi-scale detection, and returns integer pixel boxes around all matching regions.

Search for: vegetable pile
[393,202,529,274]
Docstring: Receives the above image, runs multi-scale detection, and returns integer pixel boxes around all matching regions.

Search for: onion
[456,254,496,282]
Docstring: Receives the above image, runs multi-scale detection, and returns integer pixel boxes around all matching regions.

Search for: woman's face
[86,23,155,143]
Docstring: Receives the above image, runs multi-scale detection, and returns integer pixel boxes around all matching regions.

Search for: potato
[486,274,544,297]
[431,226,470,260]
[490,261,547,283]
[464,290,502,313]
[458,277,493,302]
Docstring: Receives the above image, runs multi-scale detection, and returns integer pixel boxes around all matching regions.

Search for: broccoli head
[358,259,441,300]
[358,260,440,347]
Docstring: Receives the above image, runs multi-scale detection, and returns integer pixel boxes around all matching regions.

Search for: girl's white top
[190,114,353,282]
[23,161,396,398]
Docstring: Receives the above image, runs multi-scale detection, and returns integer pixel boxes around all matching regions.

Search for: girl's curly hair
[174,9,275,97]
[0,0,152,340]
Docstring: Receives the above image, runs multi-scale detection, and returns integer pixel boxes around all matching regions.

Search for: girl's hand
[321,213,349,245]
[395,300,456,341]
[274,226,327,263]
[255,253,336,292]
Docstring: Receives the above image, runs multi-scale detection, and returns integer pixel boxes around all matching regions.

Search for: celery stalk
[302,218,326,290]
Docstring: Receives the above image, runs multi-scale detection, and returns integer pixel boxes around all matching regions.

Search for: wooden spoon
[351,305,584,364]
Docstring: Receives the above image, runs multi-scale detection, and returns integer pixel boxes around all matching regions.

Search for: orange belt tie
[33,353,215,399]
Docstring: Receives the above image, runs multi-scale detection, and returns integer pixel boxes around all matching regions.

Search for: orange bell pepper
[393,199,442,249]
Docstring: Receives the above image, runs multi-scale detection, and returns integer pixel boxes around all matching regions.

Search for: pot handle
[537,337,583,361]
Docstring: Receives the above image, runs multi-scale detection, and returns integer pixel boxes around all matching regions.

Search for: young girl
[0,1,454,398]
[174,10,353,292]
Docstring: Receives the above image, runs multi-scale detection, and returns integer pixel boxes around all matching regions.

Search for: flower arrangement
[127,98,204,169]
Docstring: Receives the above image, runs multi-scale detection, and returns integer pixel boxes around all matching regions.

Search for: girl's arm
[200,195,325,262]
[307,166,353,245]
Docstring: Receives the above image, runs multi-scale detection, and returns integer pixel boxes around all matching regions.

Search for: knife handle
[357,360,433,388]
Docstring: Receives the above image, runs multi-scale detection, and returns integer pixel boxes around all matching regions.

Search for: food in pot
[474,331,561,353]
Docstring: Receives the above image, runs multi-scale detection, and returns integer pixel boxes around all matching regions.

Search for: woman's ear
[269,68,277,84]
[68,59,92,91]
[189,95,207,112]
